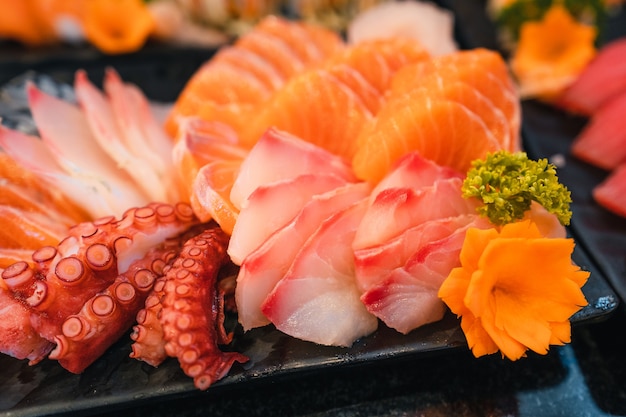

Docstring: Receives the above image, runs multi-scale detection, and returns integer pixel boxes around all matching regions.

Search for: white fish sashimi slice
[0,126,133,217]
[74,70,169,203]
[104,69,181,202]
[354,214,484,293]
[229,127,357,209]
[353,177,480,250]
[104,70,172,164]
[262,199,378,347]
[361,223,486,334]
[370,152,462,200]
[27,83,146,205]
[235,182,371,331]
[228,174,348,265]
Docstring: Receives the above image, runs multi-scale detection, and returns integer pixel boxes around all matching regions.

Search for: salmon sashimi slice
[235,182,371,331]
[191,159,242,235]
[165,16,344,138]
[352,96,502,184]
[0,248,35,269]
[557,38,626,116]
[360,225,472,334]
[571,91,626,171]
[593,162,626,218]
[229,128,357,210]
[228,174,349,265]
[173,118,248,200]
[240,38,432,153]
[261,200,378,347]
[240,69,375,153]
[354,214,487,293]
[390,48,521,151]
[324,38,431,95]
[353,177,481,250]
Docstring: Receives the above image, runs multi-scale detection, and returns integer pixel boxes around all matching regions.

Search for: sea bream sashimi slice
[361,221,491,334]
[229,127,357,210]
[261,199,378,347]
[228,174,350,265]
[354,214,486,293]
[370,152,463,201]
[353,177,481,250]
[571,91,626,171]
[235,182,372,331]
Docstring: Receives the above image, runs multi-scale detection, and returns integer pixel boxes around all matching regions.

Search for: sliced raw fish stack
[353,48,521,184]
[262,200,378,347]
[165,16,345,138]
[353,152,491,334]
[557,38,626,116]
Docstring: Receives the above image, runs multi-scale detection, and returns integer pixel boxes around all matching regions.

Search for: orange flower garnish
[83,0,154,54]
[509,4,596,101]
[438,219,589,360]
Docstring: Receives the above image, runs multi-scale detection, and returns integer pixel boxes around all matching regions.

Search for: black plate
[0,4,621,416]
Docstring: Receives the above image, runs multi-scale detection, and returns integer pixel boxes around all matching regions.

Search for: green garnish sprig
[462,151,572,226]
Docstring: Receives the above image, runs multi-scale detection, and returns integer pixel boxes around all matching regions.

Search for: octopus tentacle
[1,202,199,343]
[159,227,248,390]
[49,244,180,373]
[129,275,168,367]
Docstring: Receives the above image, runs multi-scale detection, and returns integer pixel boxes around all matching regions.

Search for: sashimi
[557,37,626,116]
[191,159,241,234]
[361,223,484,334]
[370,152,462,200]
[262,200,378,347]
[354,214,487,293]
[593,162,626,218]
[235,182,371,331]
[228,174,348,265]
[165,16,344,137]
[229,128,356,209]
[571,91,626,171]
[353,177,481,250]
[390,49,521,151]
[352,96,502,184]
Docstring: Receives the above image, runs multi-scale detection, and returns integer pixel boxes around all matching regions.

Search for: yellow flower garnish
[510,4,597,100]
[438,220,589,360]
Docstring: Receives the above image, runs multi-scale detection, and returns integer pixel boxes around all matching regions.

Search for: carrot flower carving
[509,4,596,100]
[438,220,589,360]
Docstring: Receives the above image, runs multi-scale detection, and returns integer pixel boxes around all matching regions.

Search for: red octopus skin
[48,243,180,374]
[0,202,198,346]
[0,285,54,365]
[159,227,248,390]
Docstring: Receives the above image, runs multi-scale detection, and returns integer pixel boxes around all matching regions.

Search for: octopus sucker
[1,261,36,291]
[50,242,184,374]
[85,243,115,271]
[159,226,248,390]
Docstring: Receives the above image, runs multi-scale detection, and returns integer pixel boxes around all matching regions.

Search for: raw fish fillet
[228,174,349,265]
[353,177,480,250]
[229,127,356,209]
[593,162,626,218]
[262,200,378,347]
[235,182,371,331]
[557,38,626,116]
[361,222,488,334]
[571,91,626,171]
